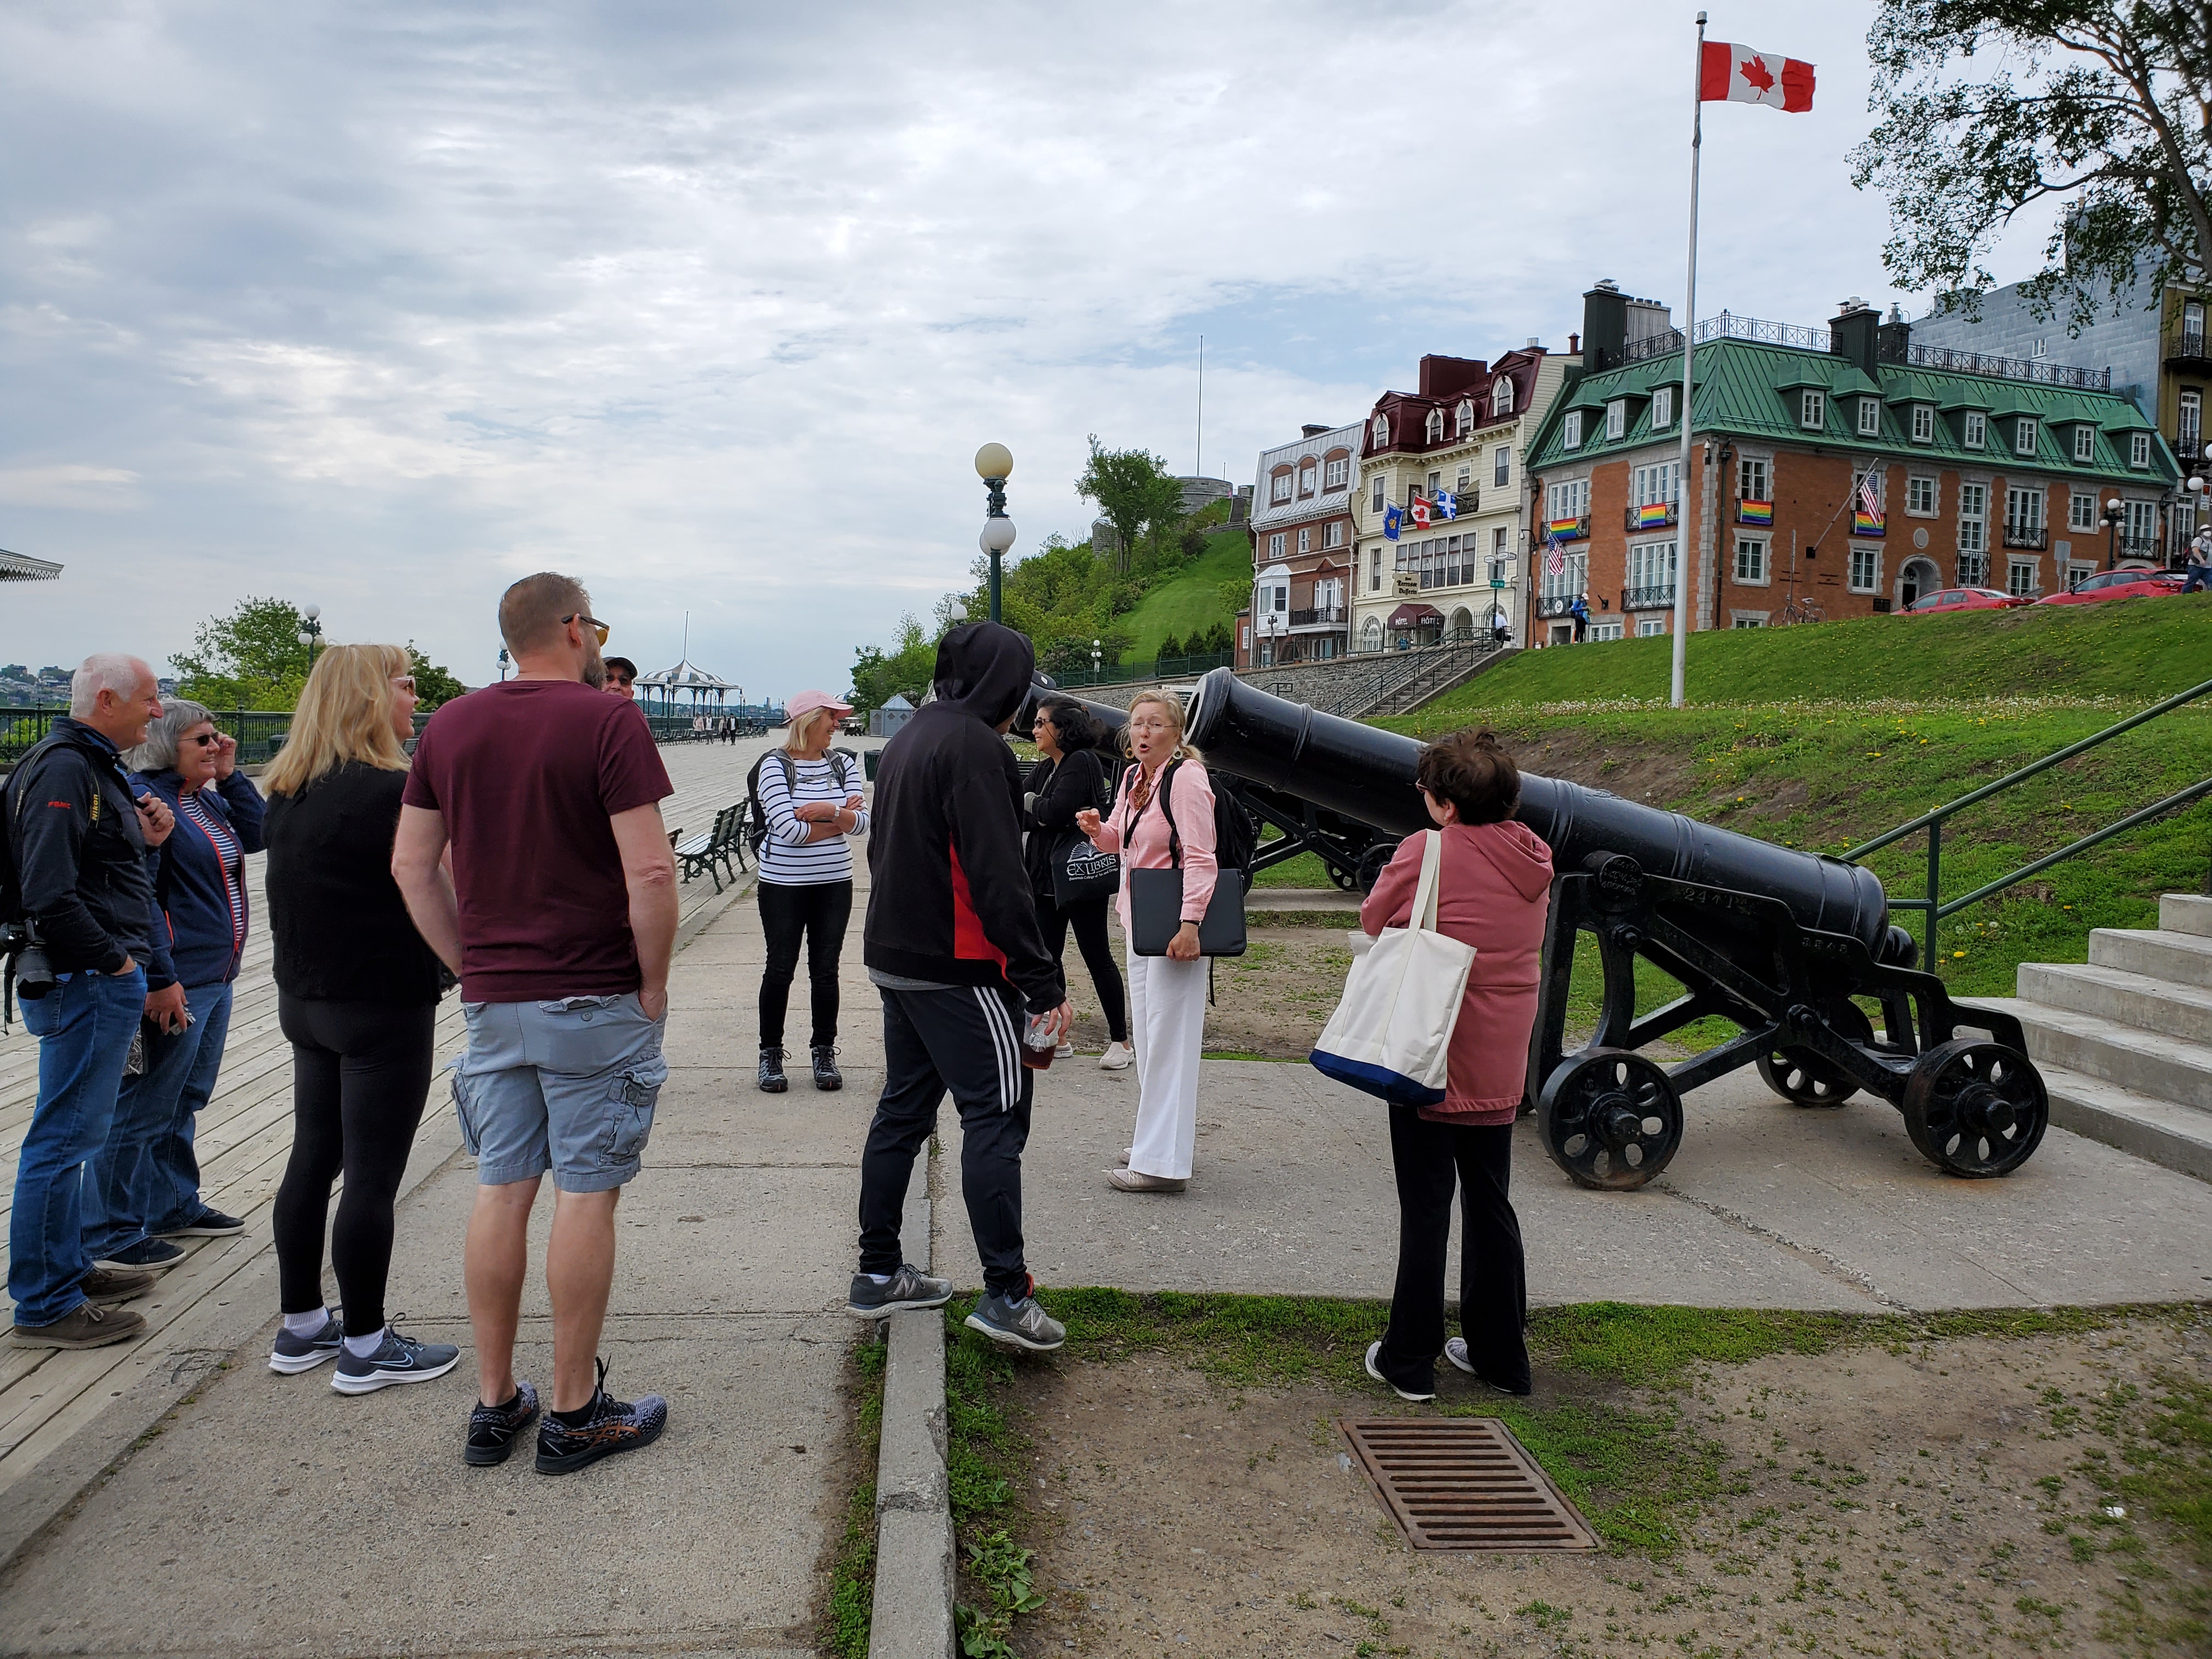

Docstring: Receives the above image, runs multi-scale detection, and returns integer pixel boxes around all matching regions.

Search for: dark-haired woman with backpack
[1024,698,1131,1070]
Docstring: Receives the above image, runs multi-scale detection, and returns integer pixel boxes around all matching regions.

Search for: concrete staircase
[1968,893,2212,1182]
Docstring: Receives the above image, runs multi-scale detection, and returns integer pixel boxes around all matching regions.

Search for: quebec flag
[1434,490,1458,521]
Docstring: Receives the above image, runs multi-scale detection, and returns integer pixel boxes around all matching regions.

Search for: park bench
[675,800,747,892]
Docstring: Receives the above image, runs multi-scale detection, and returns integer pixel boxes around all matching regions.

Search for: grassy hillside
[1423,592,2211,716]
[1120,527,1251,659]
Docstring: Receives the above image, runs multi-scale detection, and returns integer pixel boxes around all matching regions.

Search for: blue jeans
[83,979,235,1260]
[9,966,146,1327]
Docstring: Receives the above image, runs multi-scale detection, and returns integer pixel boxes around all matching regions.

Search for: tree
[170,597,314,710]
[1076,437,1186,577]
[407,645,466,708]
[1851,2,2210,329]
[1155,633,1184,661]
[849,614,937,713]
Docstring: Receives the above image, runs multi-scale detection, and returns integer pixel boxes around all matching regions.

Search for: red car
[1903,586,2031,614]
[2035,568,2186,606]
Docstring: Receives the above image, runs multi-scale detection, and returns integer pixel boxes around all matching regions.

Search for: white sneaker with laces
[1099,1041,1133,1070]
[1054,1041,1074,1059]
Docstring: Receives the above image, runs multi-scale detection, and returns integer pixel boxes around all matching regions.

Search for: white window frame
[1299,464,1318,495]
[1800,390,1826,430]
[2126,498,2158,543]
[1324,456,1347,489]
[1858,397,1882,437]
[1324,519,1346,549]
[1963,410,1987,450]
[2006,484,2046,538]
[1848,544,1881,593]
[1369,547,1382,590]
[1493,378,1514,416]
[1906,475,1938,517]
[2072,424,2096,462]
[1733,535,1769,584]
[1455,399,1474,438]
[1957,482,1988,555]
[2130,431,2151,469]
[1730,612,1767,629]
[1630,461,1679,509]
[1651,386,1673,428]
[1739,455,1770,503]
[1267,532,1286,558]
[1636,616,1667,637]
[1424,408,1445,443]
[1371,476,1385,512]
[1564,410,1583,449]
[1296,527,1311,554]
[1538,549,1587,602]
[1372,414,1389,448]
[2015,416,2039,458]
[1545,478,1590,523]
[1271,472,1293,503]
[1587,620,1626,642]
[1628,539,1678,594]
[2006,558,2039,598]
[2069,490,2096,532]
[1605,399,1626,441]
[1911,404,1935,444]
[1492,445,1510,488]
[2068,560,2097,590]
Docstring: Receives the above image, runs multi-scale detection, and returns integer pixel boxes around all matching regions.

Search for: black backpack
[746,749,861,855]
[1138,757,1258,886]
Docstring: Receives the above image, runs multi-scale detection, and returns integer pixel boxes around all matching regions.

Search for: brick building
[1519,286,2181,646]
[1238,421,1361,667]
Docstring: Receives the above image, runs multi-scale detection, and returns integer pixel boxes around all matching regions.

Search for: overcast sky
[0,1,2061,697]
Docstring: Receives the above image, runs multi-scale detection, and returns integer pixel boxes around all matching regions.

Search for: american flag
[1858,470,1883,521]
[1544,529,1567,578]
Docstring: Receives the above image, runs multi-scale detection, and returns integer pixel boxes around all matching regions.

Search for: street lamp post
[1090,637,1101,679]
[498,646,511,682]
[2182,444,2212,569]
[975,443,1015,623]
[297,604,323,669]
[2101,497,2126,571]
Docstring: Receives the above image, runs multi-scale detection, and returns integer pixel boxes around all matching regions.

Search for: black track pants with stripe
[858,984,1034,1297]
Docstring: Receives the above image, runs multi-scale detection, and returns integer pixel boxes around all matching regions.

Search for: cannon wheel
[1756,1000,1876,1108]
[1900,1039,2049,1178]
[1538,1049,1683,1190]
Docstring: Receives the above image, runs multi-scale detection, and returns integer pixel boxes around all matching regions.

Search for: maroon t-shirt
[402,679,673,1002]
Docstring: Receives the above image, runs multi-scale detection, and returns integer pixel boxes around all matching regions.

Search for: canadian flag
[1700,42,1815,111]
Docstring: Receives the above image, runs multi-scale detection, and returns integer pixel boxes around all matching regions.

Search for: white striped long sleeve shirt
[756,753,870,885]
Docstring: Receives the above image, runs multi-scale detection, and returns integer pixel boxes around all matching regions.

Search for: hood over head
[930,622,1036,728]
[1467,818,1556,903]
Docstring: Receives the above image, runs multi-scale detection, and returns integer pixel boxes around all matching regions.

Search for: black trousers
[758,878,853,1049]
[1035,890,1127,1043]
[1375,1108,1529,1395]
[858,984,1032,1297]
[270,996,436,1338]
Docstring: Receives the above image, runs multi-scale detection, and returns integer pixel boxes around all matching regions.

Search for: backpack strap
[1153,758,1185,871]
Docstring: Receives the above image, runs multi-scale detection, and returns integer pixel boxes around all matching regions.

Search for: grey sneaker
[964,1286,1066,1353]
[269,1309,345,1374]
[846,1263,953,1319]
[331,1322,461,1394]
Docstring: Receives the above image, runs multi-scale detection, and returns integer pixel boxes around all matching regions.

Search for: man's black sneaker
[964,1282,1066,1352]
[811,1045,843,1090]
[758,1046,788,1093]
[846,1262,953,1319]
[95,1238,187,1272]
[465,1379,541,1466]
[269,1309,345,1374]
[534,1359,667,1475]
[162,1209,245,1238]
[331,1321,461,1394]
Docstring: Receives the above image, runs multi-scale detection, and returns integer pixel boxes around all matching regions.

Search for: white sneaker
[1099,1041,1133,1070]
[1054,1041,1074,1059]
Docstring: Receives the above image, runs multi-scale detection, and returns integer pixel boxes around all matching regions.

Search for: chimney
[1301,424,1329,438]
[1418,355,1487,398]
[1877,302,1911,369]
[1829,297,1880,378]
[1582,281,1628,371]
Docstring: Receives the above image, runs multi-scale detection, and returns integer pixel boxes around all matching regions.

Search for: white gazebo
[637,657,738,726]
[0,549,62,583]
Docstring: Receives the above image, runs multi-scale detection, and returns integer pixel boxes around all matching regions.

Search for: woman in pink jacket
[1357,729,1553,1402]
[1075,691,1215,1194]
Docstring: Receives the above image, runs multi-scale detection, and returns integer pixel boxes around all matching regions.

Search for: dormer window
[2014,416,2039,457]
[1799,390,1826,430]
[1372,414,1390,448]
[1271,471,1293,503]
[1605,399,1626,440]
[1857,397,1882,437]
[1324,455,1347,488]
[1963,410,1987,450]
[1564,411,1584,449]
[2072,424,2096,462]
[2130,431,2152,468]
[1299,464,1318,495]
[1425,408,1446,443]
[1911,404,1934,444]
[1455,399,1474,438]
[1651,386,1674,427]
[1492,378,1515,416]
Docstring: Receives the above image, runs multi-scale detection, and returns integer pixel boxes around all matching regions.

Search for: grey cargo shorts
[452,994,669,1193]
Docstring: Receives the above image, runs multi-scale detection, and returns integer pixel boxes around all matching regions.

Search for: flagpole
[1669,10,1707,708]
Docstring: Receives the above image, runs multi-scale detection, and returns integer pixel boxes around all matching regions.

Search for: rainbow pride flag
[1548,515,1587,540]
[1853,510,1885,537]
[1737,499,1774,526]
[1633,501,1673,528]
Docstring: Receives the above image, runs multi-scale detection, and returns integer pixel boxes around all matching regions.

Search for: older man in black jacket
[4,654,176,1348]
[848,623,1073,1352]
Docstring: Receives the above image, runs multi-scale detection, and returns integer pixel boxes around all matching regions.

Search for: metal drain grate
[1339,1418,1598,1551]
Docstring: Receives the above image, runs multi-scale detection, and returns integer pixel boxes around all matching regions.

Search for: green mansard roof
[1525,336,2179,483]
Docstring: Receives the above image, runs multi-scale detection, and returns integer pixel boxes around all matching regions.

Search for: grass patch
[820,1334,887,1659]
[1119,528,1252,661]
[943,1313,1047,1656]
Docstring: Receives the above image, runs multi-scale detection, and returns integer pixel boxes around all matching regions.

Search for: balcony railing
[2002,523,2049,550]
[1533,594,1578,620]
[1621,329,1686,364]
[1289,606,1347,628]
[2117,535,2161,561]
[1879,338,2112,391]
[1621,585,1677,612]
[1699,312,1832,352]
[2168,329,2209,365]
[1624,501,1679,532]
[1542,514,1591,544]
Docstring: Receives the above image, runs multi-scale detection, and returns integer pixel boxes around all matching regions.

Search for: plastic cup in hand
[1021,1012,1057,1070]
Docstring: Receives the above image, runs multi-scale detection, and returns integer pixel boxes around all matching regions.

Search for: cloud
[0,464,141,510]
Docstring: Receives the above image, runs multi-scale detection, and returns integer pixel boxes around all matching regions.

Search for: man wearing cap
[752,689,869,1091]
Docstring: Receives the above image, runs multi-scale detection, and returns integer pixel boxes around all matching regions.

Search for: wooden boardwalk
[0,735,803,1536]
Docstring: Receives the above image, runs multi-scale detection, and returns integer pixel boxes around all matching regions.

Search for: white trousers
[1125,947,1207,1180]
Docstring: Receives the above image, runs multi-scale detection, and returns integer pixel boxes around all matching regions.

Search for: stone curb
[869,1182,955,1659]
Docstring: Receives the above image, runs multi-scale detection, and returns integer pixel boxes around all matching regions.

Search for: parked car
[2034,567,2186,606]
[1902,586,2031,614]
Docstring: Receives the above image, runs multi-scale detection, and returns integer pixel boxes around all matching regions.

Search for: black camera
[3,919,55,1032]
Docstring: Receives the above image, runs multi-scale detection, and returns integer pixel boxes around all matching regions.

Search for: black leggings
[1374,1109,1528,1395]
[271,996,436,1338]
[1036,891,1127,1043]
[759,878,853,1049]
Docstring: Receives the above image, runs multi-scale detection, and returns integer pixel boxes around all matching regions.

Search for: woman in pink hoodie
[1357,729,1553,1403]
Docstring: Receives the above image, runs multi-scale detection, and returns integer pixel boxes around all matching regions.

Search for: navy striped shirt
[757,753,868,886]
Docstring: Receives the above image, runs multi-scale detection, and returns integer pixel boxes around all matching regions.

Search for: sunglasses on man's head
[561,613,611,646]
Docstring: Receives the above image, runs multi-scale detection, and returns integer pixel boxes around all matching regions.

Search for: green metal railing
[1052,650,1235,689]
[1842,675,2212,970]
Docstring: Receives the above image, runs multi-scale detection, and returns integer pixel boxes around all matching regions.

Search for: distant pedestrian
[394,574,679,1472]
[82,700,266,1279]
[1024,698,1130,1070]
[5,655,175,1349]
[263,646,459,1392]
[1568,595,1590,642]
[1358,728,1552,1404]
[754,690,868,1092]
[852,623,1071,1351]
[1075,691,1215,1194]
[2184,530,2211,595]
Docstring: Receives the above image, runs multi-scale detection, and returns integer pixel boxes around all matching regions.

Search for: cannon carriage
[1024,670,2048,1187]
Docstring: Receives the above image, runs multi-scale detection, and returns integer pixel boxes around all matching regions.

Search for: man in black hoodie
[848,623,1071,1351]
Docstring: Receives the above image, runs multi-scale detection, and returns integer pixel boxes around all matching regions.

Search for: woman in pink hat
[754,690,868,1091]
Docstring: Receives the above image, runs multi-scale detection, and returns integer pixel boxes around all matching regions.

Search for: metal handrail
[1843,675,2212,969]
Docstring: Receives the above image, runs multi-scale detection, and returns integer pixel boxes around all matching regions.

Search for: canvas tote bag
[1308,831,1475,1107]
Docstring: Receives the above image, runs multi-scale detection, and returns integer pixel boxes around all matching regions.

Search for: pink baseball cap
[785,689,854,724]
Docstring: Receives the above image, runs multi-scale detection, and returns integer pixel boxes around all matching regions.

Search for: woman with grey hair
[82,699,266,1273]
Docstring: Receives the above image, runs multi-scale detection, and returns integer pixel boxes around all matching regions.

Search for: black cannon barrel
[1182,668,1894,957]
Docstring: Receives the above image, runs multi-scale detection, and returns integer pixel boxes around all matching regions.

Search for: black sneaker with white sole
[964,1281,1066,1352]
[465,1379,541,1466]
[162,1209,245,1238]
[534,1359,667,1475]
[846,1262,953,1319]
[331,1321,461,1394]
[269,1310,345,1374]
[95,1238,186,1273]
